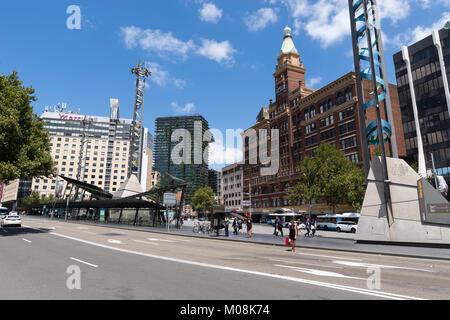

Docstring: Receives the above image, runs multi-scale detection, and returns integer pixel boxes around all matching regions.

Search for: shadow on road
[0,226,50,237]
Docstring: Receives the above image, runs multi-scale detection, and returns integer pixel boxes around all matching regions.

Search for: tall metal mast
[75,116,90,199]
[348,0,394,226]
[128,61,151,181]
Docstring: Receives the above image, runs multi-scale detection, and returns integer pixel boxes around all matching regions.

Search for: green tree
[40,193,55,204]
[314,143,358,213]
[22,191,41,205]
[343,166,366,211]
[288,156,321,214]
[0,72,55,184]
[289,143,366,213]
[191,187,216,214]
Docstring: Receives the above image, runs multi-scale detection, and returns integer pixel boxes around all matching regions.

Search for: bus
[268,208,305,227]
[315,212,360,231]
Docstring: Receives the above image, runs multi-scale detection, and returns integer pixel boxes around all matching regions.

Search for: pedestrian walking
[224,216,230,237]
[277,218,284,237]
[288,220,298,253]
[305,219,311,237]
[237,218,243,235]
[273,217,279,236]
[232,218,238,235]
[246,218,253,238]
[311,220,316,237]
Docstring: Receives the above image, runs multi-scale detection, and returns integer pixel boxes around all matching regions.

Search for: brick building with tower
[242,26,406,213]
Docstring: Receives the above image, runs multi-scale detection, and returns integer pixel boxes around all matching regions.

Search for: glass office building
[154,115,210,203]
[393,27,450,191]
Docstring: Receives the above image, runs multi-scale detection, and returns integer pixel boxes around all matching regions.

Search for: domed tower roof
[279,26,298,56]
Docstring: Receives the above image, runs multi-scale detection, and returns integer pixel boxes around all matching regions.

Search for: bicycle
[193,221,208,234]
[193,221,203,233]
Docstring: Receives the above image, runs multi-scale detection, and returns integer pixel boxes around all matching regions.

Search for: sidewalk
[24,216,450,261]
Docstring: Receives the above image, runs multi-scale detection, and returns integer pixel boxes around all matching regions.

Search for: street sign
[163,192,177,206]
[242,200,251,207]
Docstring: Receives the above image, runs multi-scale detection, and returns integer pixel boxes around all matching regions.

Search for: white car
[1,214,21,227]
[336,221,357,233]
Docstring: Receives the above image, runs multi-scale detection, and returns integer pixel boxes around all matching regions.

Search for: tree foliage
[288,156,321,209]
[289,143,366,212]
[0,72,55,184]
[22,191,41,205]
[22,191,55,205]
[190,187,216,212]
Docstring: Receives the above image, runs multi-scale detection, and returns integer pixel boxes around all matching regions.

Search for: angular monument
[356,157,450,245]
[112,175,144,199]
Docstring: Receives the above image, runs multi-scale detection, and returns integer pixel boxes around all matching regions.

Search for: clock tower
[273,26,307,99]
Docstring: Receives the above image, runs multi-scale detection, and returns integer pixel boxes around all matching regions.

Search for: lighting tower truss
[348,0,395,225]
[74,116,91,200]
[129,61,151,181]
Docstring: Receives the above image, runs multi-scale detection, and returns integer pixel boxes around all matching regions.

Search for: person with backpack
[237,219,243,234]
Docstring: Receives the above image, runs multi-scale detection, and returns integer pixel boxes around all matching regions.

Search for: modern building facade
[221,163,243,211]
[207,169,219,194]
[242,26,406,213]
[153,115,210,203]
[393,27,450,190]
[2,102,153,208]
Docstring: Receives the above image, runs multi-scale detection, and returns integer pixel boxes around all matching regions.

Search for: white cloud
[269,0,350,47]
[197,39,237,65]
[306,76,322,88]
[171,102,196,114]
[391,12,450,47]
[208,139,243,166]
[199,3,223,23]
[120,26,195,59]
[120,26,237,66]
[145,62,186,89]
[243,8,278,32]
[268,0,438,47]
[377,0,411,24]
[417,0,450,8]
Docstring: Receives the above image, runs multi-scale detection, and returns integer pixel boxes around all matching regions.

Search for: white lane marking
[166,237,191,242]
[76,227,89,230]
[270,259,344,269]
[134,240,158,245]
[22,238,32,243]
[107,239,123,244]
[296,252,363,261]
[147,238,175,243]
[275,264,364,280]
[48,231,424,300]
[69,257,98,268]
[333,260,435,273]
[84,231,97,235]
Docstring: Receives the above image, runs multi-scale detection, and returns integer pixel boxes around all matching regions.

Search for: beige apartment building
[2,103,153,209]
[221,163,243,211]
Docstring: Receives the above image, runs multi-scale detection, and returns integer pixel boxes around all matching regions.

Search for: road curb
[23,216,450,261]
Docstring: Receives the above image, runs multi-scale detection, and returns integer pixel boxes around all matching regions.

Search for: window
[345,88,352,102]
[337,92,344,105]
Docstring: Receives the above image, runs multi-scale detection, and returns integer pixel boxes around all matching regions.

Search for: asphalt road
[1,217,449,300]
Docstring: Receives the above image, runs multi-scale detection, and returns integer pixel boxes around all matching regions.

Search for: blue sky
[1,0,449,170]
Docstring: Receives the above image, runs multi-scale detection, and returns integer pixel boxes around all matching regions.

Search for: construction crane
[128,61,151,181]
